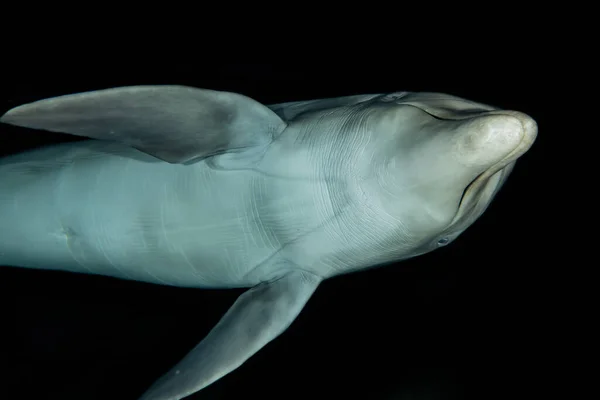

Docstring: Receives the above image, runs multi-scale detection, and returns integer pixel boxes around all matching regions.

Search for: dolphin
[0,86,537,399]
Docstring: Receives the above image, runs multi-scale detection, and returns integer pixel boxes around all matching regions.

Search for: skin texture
[0,86,537,399]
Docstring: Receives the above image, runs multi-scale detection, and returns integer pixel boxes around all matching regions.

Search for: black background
[0,62,550,400]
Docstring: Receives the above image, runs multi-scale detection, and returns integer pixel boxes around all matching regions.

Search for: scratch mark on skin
[63,228,96,275]
[91,204,135,280]
[98,232,129,278]
[179,247,202,279]
[55,149,96,276]
[243,195,352,281]
[251,177,274,250]
[243,181,259,251]
[149,185,175,286]
[93,166,136,280]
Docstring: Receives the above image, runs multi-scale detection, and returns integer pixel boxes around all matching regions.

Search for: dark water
[0,63,549,399]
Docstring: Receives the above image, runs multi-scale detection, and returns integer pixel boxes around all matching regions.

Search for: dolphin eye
[437,237,450,246]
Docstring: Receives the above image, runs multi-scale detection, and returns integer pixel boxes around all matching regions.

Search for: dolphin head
[350,92,538,259]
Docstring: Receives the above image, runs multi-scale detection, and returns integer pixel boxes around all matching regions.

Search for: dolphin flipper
[139,270,321,400]
[0,85,287,163]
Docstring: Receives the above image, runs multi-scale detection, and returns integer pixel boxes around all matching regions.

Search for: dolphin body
[0,86,537,399]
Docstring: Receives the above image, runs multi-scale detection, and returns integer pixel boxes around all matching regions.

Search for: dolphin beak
[453,111,536,170]
[467,110,538,178]
[451,110,538,223]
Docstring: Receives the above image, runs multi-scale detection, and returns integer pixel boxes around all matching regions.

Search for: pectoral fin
[138,270,321,400]
[0,85,287,163]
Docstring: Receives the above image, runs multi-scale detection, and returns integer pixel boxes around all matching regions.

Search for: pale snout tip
[453,113,528,168]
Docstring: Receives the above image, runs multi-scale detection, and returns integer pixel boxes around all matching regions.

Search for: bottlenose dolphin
[0,86,537,399]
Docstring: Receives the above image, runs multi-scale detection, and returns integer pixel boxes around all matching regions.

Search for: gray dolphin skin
[0,86,537,400]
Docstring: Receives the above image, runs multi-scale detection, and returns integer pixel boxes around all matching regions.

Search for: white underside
[0,141,339,288]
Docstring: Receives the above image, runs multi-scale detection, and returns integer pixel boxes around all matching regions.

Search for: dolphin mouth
[452,110,537,224]
[459,164,510,209]
[394,100,537,228]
